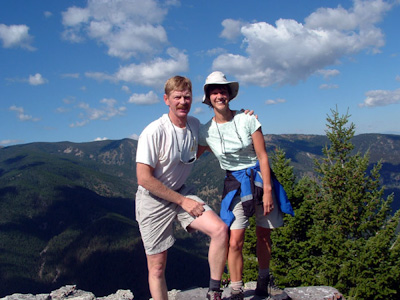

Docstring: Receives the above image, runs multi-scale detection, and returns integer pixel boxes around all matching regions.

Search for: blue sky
[1,0,400,147]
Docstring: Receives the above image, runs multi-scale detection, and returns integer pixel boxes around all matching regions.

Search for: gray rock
[0,286,131,300]
[0,284,345,300]
[98,290,134,300]
[285,286,344,300]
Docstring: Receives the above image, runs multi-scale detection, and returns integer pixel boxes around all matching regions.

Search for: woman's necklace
[215,110,244,154]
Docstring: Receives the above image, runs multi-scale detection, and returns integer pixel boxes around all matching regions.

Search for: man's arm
[137,162,205,217]
[197,145,211,158]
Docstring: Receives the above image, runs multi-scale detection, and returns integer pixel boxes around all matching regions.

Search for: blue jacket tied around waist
[220,161,294,227]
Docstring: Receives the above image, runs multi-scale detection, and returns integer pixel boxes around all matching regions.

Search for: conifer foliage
[269,109,400,299]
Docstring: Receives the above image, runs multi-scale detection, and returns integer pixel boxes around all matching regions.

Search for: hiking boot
[206,289,223,300]
[268,275,291,300]
[230,288,244,299]
[254,274,270,297]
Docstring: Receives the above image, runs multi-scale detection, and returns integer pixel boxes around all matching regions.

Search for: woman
[198,71,284,299]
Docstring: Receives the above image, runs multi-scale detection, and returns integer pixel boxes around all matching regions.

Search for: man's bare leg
[147,251,168,300]
[190,210,228,281]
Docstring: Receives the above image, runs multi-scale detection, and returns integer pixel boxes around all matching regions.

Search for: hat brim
[202,82,239,106]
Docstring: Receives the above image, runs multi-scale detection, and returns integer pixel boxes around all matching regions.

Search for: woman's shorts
[229,187,284,230]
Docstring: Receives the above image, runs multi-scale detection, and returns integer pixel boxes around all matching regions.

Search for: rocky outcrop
[0,284,345,300]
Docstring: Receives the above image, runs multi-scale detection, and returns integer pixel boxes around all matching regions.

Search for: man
[136,75,228,300]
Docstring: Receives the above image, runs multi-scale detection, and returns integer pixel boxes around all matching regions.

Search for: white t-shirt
[199,111,261,171]
[136,114,199,190]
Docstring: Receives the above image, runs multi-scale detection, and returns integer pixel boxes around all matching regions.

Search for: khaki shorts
[230,186,284,230]
[135,185,211,255]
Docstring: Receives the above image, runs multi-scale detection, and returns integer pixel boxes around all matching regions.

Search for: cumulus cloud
[212,0,393,87]
[128,91,159,105]
[28,73,47,85]
[0,24,35,50]
[359,88,400,107]
[70,98,126,127]
[44,11,53,18]
[86,47,188,88]
[9,105,40,122]
[220,19,246,40]
[61,0,168,59]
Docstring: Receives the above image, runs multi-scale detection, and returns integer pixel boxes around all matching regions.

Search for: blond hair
[164,76,192,96]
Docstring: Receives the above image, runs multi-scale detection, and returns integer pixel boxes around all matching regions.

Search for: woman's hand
[263,191,274,215]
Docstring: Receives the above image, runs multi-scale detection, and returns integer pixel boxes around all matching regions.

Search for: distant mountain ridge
[0,134,399,298]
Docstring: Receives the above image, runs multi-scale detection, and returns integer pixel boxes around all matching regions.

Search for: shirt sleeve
[198,122,210,146]
[136,126,161,168]
[247,114,262,135]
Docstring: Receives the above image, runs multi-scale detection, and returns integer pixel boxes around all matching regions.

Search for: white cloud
[204,47,227,57]
[265,98,286,105]
[9,105,40,122]
[70,98,126,127]
[94,137,108,141]
[121,85,131,93]
[317,69,340,79]
[61,0,168,59]
[0,24,35,50]
[88,47,188,88]
[192,107,204,115]
[61,73,80,79]
[62,6,90,26]
[213,0,392,87]
[28,73,47,85]
[0,139,22,146]
[56,107,71,113]
[319,83,339,89]
[359,88,400,107]
[129,133,139,140]
[128,91,159,105]
[70,120,89,128]
[44,11,53,18]
[220,19,246,40]
[85,72,115,82]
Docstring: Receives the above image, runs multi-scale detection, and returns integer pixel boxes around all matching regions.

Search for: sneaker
[230,288,244,300]
[206,289,223,300]
[254,274,270,297]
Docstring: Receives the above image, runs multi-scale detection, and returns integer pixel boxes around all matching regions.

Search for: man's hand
[181,197,205,217]
[241,109,258,119]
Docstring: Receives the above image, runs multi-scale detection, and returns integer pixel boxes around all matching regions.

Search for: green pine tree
[270,148,316,287]
[270,108,400,299]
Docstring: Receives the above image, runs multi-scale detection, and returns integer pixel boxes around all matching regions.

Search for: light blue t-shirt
[199,111,261,171]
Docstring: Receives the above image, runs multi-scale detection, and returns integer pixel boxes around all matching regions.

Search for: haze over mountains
[0,133,399,299]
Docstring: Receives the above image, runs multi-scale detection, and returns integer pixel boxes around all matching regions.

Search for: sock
[209,278,221,291]
[258,268,270,278]
[230,280,243,291]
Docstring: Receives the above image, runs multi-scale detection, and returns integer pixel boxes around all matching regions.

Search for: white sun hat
[202,71,239,106]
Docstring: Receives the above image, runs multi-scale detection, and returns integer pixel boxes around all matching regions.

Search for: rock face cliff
[0,284,345,300]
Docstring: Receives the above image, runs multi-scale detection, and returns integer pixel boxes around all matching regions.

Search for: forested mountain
[1,133,399,299]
